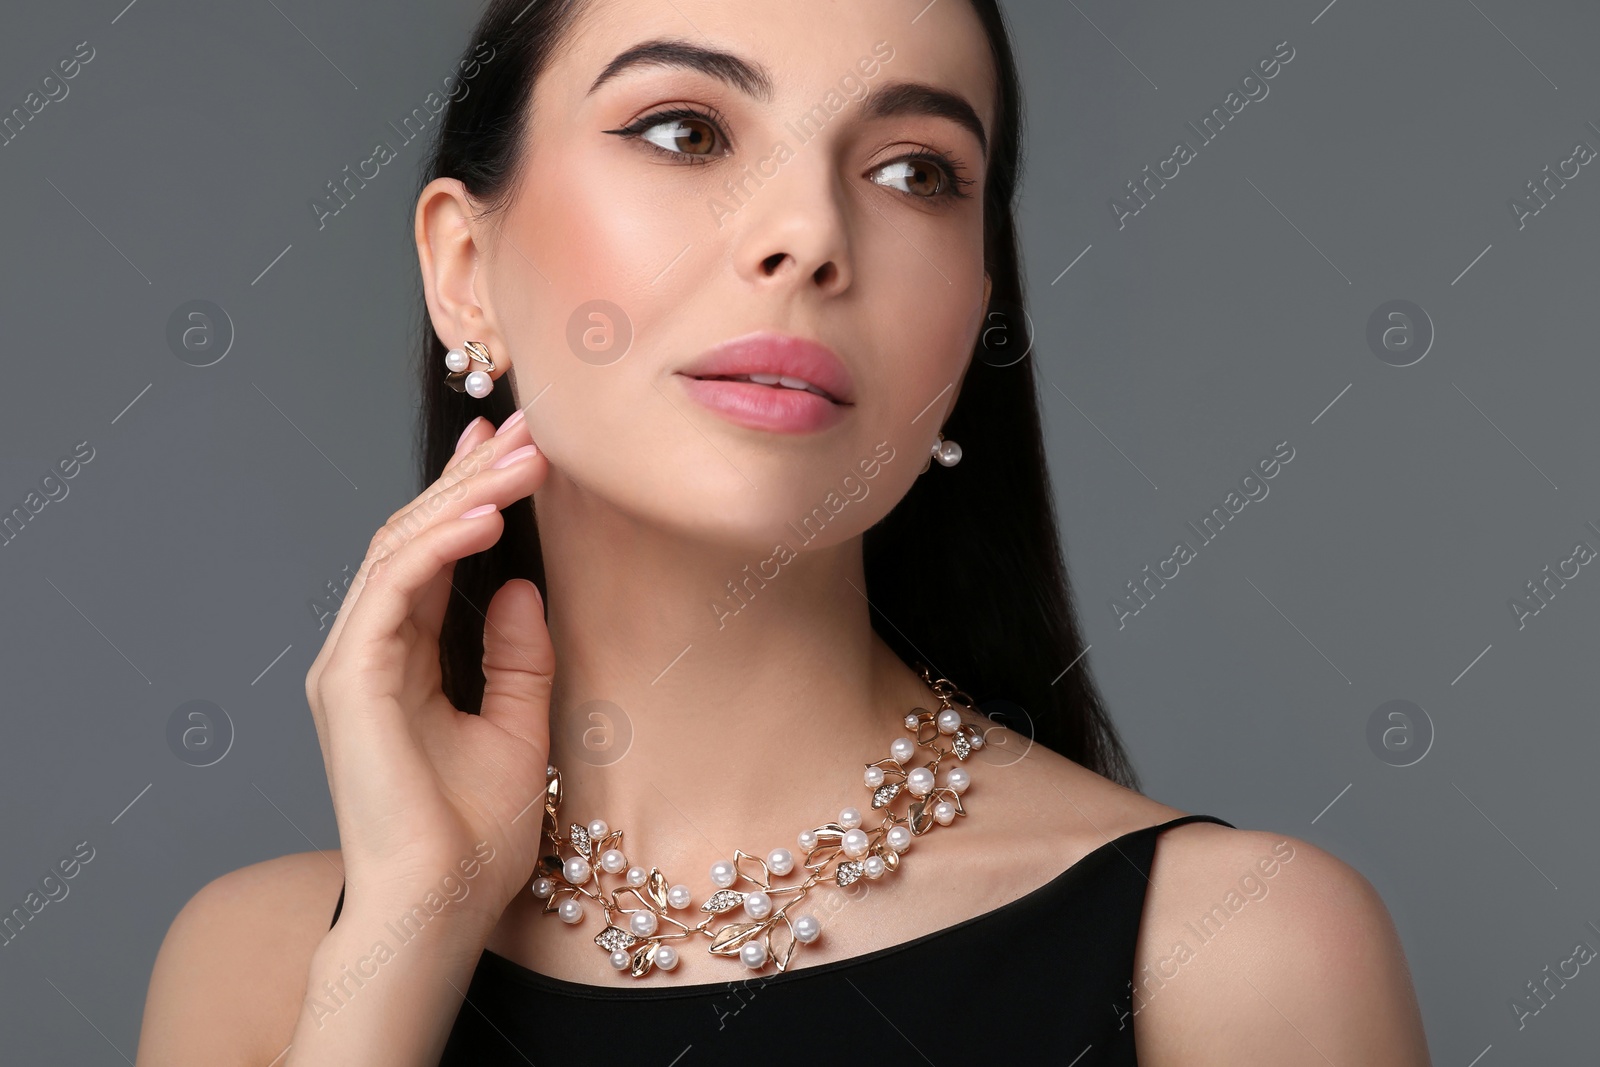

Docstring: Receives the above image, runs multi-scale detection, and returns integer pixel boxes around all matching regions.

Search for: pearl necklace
[529,668,984,978]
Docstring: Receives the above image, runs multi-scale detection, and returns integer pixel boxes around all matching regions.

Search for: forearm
[284,896,496,1067]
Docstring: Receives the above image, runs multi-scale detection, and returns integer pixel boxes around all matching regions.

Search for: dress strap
[1124,813,1236,878]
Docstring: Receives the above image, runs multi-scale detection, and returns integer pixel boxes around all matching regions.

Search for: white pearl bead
[626,866,648,887]
[890,737,916,763]
[946,768,971,794]
[655,944,679,970]
[839,807,862,829]
[587,819,610,840]
[609,948,630,970]
[558,897,584,923]
[563,856,591,885]
[797,830,818,852]
[907,767,935,796]
[904,712,920,729]
[937,708,962,734]
[864,855,886,879]
[767,848,794,876]
[934,801,957,825]
[532,877,554,898]
[886,826,912,853]
[599,849,627,875]
[464,369,493,398]
[667,884,693,910]
[936,440,962,466]
[841,828,870,858]
[969,730,986,749]
[629,910,658,937]
[445,347,470,373]
[710,860,737,888]
[743,890,773,920]
[740,941,767,968]
[863,766,885,788]
[793,914,821,943]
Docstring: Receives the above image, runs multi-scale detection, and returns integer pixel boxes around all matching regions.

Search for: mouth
[673,331,856,434]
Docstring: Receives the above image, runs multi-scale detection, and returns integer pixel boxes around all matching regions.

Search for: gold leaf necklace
[529,667,984,978]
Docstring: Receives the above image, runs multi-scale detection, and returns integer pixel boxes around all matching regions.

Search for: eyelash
[610,106,976,202]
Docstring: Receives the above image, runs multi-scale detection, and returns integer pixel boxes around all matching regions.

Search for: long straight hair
[414,0,1140,790]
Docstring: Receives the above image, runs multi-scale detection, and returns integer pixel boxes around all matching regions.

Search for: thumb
[478,578,554,754]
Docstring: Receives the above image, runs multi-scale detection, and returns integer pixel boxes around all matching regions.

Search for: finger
[317,431,543,670]
[408,406,535,635]
[478,579,555,753]
[329,446,547,681]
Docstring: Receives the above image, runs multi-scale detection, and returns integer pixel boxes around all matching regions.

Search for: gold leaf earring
[444,341,497,398]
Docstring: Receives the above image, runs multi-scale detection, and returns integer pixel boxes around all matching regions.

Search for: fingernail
[491,444,539,469]
[494,408,527,437]
[455,417,485,455]
[461,503,498,518]
[514,577,545,612]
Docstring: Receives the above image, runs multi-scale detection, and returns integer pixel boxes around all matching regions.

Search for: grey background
[1,0,1594,1061]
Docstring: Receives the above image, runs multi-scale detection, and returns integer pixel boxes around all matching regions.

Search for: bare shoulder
[1130,823,1432,1066]
[137,849,347,1066]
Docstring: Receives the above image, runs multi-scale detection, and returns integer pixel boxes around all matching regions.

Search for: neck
[531,470,935,877]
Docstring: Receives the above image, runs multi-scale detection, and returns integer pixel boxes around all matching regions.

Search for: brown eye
[640,115,719,157]
[871,158,945,198]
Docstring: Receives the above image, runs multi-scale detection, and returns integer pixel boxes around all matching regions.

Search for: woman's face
[458,0,995,549]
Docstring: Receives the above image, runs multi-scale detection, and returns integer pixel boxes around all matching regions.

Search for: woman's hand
[303,410,553,930]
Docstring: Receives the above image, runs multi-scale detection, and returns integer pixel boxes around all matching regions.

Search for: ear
[415,177,500,358]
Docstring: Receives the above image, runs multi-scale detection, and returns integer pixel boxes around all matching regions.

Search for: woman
[137,1,1431,1063]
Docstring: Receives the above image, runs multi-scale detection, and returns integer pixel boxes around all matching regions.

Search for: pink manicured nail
[494,408,526,437]
[460,504,498,519]
[491,444,539,469]
[455,417,485,455]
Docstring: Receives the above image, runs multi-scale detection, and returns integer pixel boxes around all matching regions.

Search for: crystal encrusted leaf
[594,925,636,952]
[700,889,745,914]
[871,782,902,808]
[953,730,972,759]
[836,860,865,887]
[569,823,592,858]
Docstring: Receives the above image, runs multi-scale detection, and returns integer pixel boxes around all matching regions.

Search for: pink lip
[675,331,855,435]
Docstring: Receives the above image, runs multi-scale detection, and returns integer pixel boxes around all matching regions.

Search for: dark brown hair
[413,0,1140,790]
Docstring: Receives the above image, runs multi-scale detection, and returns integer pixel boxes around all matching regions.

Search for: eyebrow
[587,38,988,159]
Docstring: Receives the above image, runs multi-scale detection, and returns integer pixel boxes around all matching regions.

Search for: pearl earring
[931,432,962,468]
[444,341,497,399]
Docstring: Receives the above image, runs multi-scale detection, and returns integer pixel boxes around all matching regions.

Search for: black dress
[324,812,1228,1062]
[328,813,1233,1065]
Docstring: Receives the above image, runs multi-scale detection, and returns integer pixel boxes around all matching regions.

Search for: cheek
[864,227,985,421]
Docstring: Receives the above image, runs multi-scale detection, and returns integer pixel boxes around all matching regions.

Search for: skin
[135,1,1432,1064]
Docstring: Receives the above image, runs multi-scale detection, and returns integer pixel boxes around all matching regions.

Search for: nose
[733,159,853,298]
